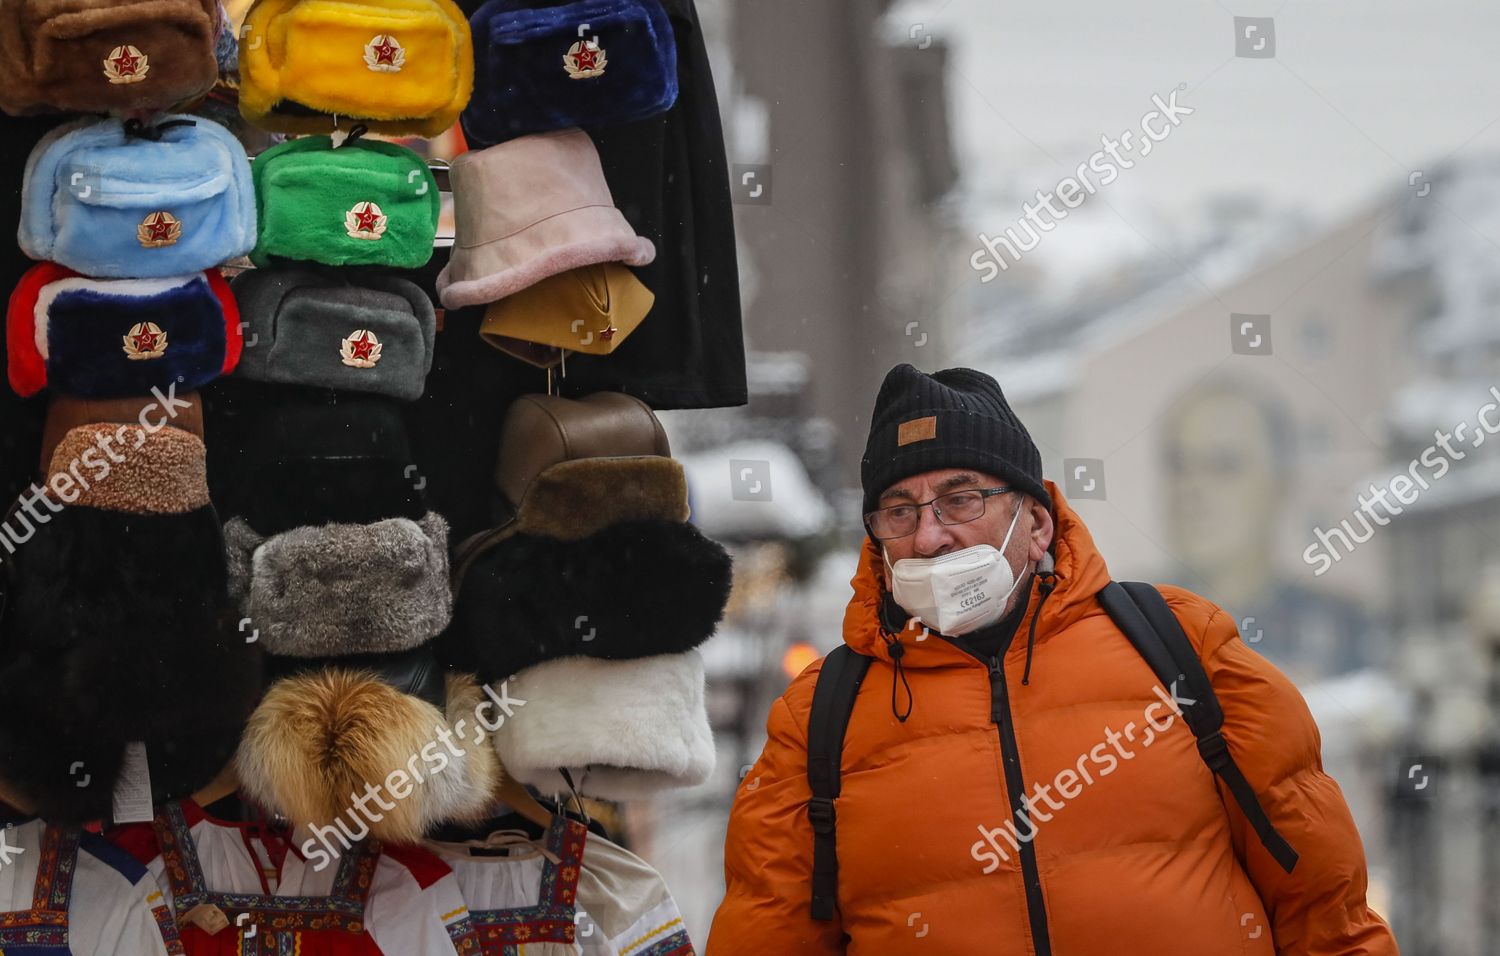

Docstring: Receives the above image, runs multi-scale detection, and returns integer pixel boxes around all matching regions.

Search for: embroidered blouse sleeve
[575,835,695,956]
[364,849,474,955]
[72,838,179,956]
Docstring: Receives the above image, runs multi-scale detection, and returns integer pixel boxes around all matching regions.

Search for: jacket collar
[842,478,1112,667]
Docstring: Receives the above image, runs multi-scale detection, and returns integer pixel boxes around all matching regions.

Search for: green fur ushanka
[251,135,440,269]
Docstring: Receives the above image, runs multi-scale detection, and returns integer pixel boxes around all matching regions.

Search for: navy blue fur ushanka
[462,0,678,146]
[7,264,239,399]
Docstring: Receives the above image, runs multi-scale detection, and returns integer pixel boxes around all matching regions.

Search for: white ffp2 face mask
[884,493,1028,637]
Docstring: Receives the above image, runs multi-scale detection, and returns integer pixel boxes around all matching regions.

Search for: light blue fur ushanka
[19,115,255,278]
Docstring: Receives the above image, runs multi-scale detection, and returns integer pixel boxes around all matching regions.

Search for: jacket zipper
[989,652,1053,954]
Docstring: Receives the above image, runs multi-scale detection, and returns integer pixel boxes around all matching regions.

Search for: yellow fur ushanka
[238,0,473,137]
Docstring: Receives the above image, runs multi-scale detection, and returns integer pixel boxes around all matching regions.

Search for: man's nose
[911,504,955,557]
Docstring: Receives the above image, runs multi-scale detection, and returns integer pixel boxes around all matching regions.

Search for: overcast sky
[890,0,1500,278]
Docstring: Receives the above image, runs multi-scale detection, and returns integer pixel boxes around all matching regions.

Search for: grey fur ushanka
[224,512,452,657]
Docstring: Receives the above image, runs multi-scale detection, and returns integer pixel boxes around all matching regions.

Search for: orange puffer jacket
[708,479,1397,955]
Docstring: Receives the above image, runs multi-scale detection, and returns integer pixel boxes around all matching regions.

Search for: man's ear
[1027,496,1055,563]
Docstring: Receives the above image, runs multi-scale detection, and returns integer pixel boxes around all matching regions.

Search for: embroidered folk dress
[430,815,695,956]
[0,819,175,956]
[108,800,474,956]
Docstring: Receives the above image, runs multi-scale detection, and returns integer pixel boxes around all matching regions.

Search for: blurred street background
[608,2,1500,951]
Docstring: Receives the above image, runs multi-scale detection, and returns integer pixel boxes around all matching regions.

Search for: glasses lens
[935,490,990,525]
[868,504,918,539]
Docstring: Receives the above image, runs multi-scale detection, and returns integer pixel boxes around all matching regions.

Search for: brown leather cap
[493,392,669,511]
[40,391,205,478]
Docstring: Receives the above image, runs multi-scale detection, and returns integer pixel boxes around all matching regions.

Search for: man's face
[874,468,1028,563]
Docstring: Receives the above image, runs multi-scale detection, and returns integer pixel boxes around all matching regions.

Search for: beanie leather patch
[897,415,938,446]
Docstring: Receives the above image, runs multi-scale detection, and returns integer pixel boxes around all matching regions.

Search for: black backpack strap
[1097,581,1299,874]
[806,644,873,921]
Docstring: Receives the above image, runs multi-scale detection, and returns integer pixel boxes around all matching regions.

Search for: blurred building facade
[977,161,1500,952]
[723,0,970,491]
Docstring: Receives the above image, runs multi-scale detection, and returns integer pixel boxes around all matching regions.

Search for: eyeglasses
[864,487,1013,541]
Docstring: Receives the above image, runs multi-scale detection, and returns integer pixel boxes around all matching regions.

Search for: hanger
[0,779,32,819]
[544,350,571,397]
[495,773,554,829]
[190,762,240,810]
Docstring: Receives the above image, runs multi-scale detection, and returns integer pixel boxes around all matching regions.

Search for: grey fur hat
[224,512,452,657]
[230,268,436,402]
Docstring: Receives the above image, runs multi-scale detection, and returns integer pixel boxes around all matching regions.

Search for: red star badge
[111,50,140,75]
[371,36,399,65]
[574,44,600,71]
[132,328,160,352]
[348,332,377,362]
[353,205,381,233]
[598,325,618,342]
[145,213,175,243]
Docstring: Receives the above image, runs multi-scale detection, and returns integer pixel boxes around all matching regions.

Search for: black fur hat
[439,516,732,683]
[0,424,262,822]
[438,409,733,684]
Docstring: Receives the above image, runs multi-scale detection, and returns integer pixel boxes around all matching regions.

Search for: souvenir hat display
[0,0,743,945]
[18,115,256,278]
[0,0,222,116]
[7,262,242,399]
[437,127,654,309]
[239,0,474,137]
[221,283,450,660]
[462,0,678,146]
[218,246,495,843]
[0,422,261,822]
[437,391,731,800]
[478,261,654,368]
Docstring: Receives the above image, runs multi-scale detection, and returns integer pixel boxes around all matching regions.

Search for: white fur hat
[488,651,714,801]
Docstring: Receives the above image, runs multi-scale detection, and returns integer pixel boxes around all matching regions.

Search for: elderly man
[707,364,1396,955]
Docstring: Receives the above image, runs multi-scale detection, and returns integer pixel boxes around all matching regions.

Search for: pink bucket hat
[436,129,656,309]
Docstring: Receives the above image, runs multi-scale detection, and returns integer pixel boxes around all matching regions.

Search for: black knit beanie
[860,364,1051,516]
